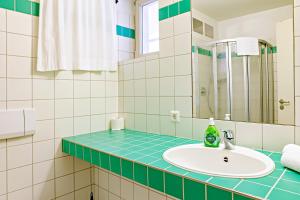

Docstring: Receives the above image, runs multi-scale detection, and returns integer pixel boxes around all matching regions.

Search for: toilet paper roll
[111,118,124,130]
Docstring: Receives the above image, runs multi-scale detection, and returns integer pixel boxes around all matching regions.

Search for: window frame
[136,0,159,57]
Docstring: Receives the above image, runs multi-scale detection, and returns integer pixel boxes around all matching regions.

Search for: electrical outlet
[170,110,180,122]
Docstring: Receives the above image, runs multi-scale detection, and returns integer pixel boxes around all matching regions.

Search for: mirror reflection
[191,0,294,125]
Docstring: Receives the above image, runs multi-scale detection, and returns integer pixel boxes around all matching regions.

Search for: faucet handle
[221,130,234,140]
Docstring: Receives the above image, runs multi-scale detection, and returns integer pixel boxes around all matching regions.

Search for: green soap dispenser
[204,118,220,148]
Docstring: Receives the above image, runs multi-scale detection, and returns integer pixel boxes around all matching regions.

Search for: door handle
[279,99,290,110]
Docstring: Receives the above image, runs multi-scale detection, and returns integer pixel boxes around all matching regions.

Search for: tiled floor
[62,129,300,200]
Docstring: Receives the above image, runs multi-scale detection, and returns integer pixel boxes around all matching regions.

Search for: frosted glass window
[142,1,159,54]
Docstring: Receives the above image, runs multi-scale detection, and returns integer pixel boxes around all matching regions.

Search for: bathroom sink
[163,144,275,178]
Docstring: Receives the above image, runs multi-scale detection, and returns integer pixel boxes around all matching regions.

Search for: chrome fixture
[222,130,235,150]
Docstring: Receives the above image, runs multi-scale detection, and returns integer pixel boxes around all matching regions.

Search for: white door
[276,18,294,125]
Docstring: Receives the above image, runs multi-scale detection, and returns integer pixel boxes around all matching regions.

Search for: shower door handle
[279,99,290,110]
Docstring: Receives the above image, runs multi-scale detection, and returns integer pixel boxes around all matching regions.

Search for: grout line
[264,169,287,199]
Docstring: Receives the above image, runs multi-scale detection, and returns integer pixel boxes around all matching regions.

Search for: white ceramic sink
[163,144,275,178]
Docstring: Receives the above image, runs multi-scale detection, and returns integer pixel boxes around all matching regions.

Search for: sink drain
[224,157,229,162]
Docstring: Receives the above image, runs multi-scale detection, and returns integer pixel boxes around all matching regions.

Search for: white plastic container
[110,118,125,130]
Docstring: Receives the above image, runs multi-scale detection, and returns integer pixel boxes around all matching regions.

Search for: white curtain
[37,0,118,71]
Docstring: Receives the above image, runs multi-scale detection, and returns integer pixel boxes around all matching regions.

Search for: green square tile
[179,0,191,14]
[122,159,133,180]
[150,159,171,170]
[83,147,91,162]
[235,181,270,198]
[91,150,100,166]
[184,178,205,200]
[268,188,300,200]
[116,25,123,35]
[276,179,300,195]
[233,194,254,200]
[16,0,31,14]
[269,153,281,162]
[165,172,183,199]
[209,177,240,189]
[207,185,232,200]
[134,163,148,186]
[148,167,164,192]
[185,172,211,182]
[32,2,40,16]
[76,145,84,160]
[169,2,179,17]
[0,0,14,10]
[283,170,300,182]
[159,6,169,21]
[69,143,75,156]
[248,176,277,187]
[100,152,110,170]
[110,156,121,175]
[62,140,70,154]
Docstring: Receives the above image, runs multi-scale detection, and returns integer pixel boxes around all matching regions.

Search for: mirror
[191,0,294,125]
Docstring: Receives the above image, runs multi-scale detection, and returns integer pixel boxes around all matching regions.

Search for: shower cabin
[193,39,275,124]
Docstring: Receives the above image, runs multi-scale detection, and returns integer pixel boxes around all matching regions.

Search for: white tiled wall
[295,0,300,146]
[0,7,119,200]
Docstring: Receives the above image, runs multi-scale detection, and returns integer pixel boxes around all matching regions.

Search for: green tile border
[61,130,298,200]
[159,0,191,21]
[116,25,135,39]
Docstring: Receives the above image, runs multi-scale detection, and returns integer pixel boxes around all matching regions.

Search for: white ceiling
[192,0,293,20]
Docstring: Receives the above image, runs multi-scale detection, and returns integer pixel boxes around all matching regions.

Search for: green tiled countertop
[62,130,300,200]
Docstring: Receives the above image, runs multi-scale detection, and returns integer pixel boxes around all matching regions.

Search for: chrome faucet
[221,130,235,150]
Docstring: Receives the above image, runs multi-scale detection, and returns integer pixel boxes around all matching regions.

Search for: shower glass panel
[192,39,275,123]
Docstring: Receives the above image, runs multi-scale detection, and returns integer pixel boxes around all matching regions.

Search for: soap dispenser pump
[204,118,220,148]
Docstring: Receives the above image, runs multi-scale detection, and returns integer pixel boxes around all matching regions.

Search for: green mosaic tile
[116,25,135,39]
[283,170,300,182]
[269,153,281,162]
[276,179,300,195]
[248,176,277,187]
[207,185,232,200]
[184,178,205,200]
[150,159,171,170]
[233,194,254,200]
[91,149,100,166]
[134,163,148,186]
[16,0,31,14]
[122,159,133,180]
[165,172,183,199]
[62,140,70,154]
[269,169,285,178]
[169,2,179,17]
[185,172,211,182]
[209,177,241,189]
[0,0,14,10]
[83,147,91,162]
[76,144,84,160]
[268,188,300,200]
[148,167,164,192]
[235,181,270,198]
[159,6,169,21]
[31,2,39,16]
[69,143,75,156]
[167,166,189,176]
[100,152,110,170]
[179,0,191,14]
[110,156,121,175]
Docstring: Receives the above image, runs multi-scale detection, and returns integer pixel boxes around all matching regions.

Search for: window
[139,0,159,54]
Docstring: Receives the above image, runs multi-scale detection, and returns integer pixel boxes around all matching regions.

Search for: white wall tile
[7,165,32,192]
[0,78,6,101]
[295,97,300,126]
[146,59,159,78]
[55,99,73,118]
[106,97,118,113]
[176,117,193,139]
[295,7,300,36]
[134,184,148,200]
[192,118,208,141]
[160,77,174,96]
[0,172,6,195]
[7,78,32,100]
[0,32,6,54]
[135,97,146,114]
[175,75,192,96]
[124,80,134,96]
[175,54,192,76]
[55,174,74,197]
[295,0,300,6]
[75,187,91,200]
[134,79,146,96]
[174,33,191,55]
[33,100,54,120]
[174,12,191,35]
[146,78,159,97]
[33,180,55,200]
[160,57,174,77]
[149,190,166,200]
[160,37,174,58]
[296,127,300,145]
[33,160,54,184]
[123,64,134,80]
[91,98,105,115]
[7,11,32,35]
[7,33,32,57]
[91,81,106,97]
[0,149,6,172]
[91,115,106,132]
[160,116,175,136]
[0,9,6,31]
[134,61,146,79]
[54,118,73,138]
[0,55,6,78]
[74,98,91,116]
[160,97,174,115]
[147,115,160,134]
[175,97,192,117]
[121,179,133,200]
[160,18,173,39]
[74,80,90,98]
[124,97,134,113]
[55,80,73,99]
[263,124,294,151]
[7,144,32,169]
[106,81,118,97]
[7,187,32,200]
[295,67,300,96]
[55,71,73,80]
[109,174,121,196]
[75,169,91,190]
[296,37,300,66]
[33,140,55,163]
[7,56,32,78]
[236,122,262,149]
[55,156,74,178]
[74,116,91,135]
[98,169,109,190]
[147,97,159,115]
[33,79,54,100]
